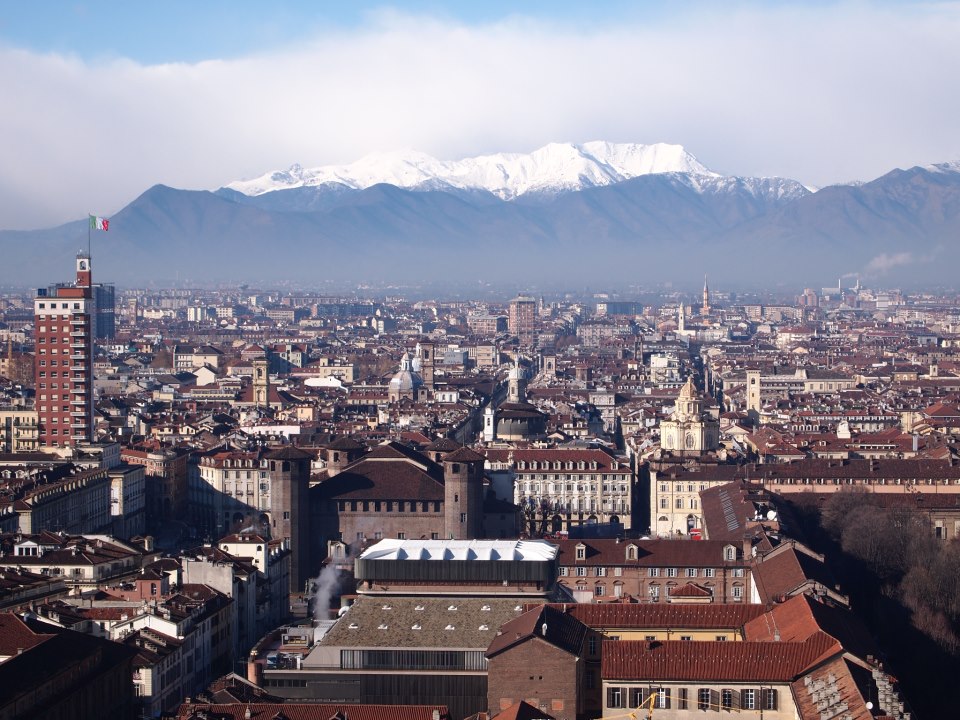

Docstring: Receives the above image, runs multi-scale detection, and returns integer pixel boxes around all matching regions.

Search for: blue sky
[0,1,677,63]
[1,1,959,230]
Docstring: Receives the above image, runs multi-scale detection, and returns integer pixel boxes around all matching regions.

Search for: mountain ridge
[2,152,959,289]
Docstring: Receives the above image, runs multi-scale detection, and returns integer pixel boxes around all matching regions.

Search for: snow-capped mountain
[224,141,721,200]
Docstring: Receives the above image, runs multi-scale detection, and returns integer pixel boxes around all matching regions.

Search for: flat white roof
[358,538,558,562]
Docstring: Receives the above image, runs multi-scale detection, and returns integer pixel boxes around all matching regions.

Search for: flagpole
[87,214,91,260]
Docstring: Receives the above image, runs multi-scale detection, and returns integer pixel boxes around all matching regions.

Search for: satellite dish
[766,510,778,521]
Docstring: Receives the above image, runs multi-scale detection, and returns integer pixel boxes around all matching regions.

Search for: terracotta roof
[264,446,314,461]
[554,538,747,568]
[0,613,53,656]
[602,634,839,682]
[444,446,486,463]
[327,436,365,451]
[744,595,878,663]
[545,603,766,630]
[791,656,875,720]
[174,703,450,720]
[750,546,838,604]
[486,604,587,658]
[491,700,557,720]
[316,443,445,502]
[668,582,712,598]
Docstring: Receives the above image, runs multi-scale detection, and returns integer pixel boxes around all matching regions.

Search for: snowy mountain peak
[223,141,718,199]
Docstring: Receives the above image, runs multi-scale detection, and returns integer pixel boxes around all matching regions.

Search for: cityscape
[2,3,960,720]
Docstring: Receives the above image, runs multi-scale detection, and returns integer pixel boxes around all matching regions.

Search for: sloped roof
[486,604,587,658]
[602,634,839,683]
[174,703,450,720]
[545,602,765,631]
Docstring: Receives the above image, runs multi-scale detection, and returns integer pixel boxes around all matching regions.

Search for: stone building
[312,441,491,552]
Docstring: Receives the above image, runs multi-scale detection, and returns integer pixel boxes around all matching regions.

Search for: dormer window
[626,544,637,561]
[575,544,586,561]
[723,545,736,561]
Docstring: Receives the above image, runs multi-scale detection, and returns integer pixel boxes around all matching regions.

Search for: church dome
[388,352,423,394]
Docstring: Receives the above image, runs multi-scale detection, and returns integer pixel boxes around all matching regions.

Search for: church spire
[702,274,710,315]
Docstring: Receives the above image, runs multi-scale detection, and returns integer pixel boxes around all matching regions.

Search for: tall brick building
[34,254,94,448]
[508,295,537,344]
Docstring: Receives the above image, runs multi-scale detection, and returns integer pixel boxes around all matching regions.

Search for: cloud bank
[2,3,960,230]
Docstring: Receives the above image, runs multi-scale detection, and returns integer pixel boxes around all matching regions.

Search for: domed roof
[389,352,423,393]
[678,376,697,399]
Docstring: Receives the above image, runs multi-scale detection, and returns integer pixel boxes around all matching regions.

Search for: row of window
[521,484,629,495]
[607,686,777,711]
[357,531,439,541]
[516,460,611,471]
[660,483,708,492]
[37,303,84,311]
[660,497,699,509]
[339,500,440,513]
[562,565,742,578]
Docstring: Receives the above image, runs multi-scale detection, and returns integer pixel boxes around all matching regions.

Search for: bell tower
[253,358,270,408]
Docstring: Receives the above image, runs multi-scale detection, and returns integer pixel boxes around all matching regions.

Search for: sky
[2,0,960,230]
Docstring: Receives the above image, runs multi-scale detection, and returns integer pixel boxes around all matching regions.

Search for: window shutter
[731,689,740,710]
[664,688,671,709]
[710,689,720,711]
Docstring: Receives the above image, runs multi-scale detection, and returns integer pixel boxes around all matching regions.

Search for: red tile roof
[0,614,53,656]
[174,703,450,720]
[602,634,839,682]
[542,603,766,631]
[486,604,587,658]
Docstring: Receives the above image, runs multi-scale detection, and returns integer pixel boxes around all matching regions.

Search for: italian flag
[89,215,109,231]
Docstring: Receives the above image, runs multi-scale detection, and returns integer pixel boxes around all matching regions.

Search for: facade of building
[121,446,189,520]
[503,448,636,531]
[508,296,537,344]
[0,407,39,452]
[108,463,147,539]
[554,538,753,604]
[34,254,95,447]
[9,467,112,535]
[312,441,488,551]
[660,378,720,455]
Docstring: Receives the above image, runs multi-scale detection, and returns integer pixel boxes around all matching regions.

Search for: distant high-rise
[34,254,94,447]
[508,295,537,344]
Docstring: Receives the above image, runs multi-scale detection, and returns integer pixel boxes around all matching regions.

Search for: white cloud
[3,3,960,229]
[863,252,915,276]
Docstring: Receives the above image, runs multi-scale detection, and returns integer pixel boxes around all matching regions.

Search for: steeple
[702,274,710,316]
